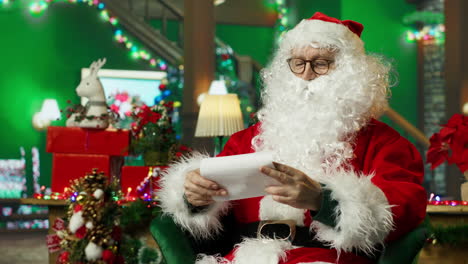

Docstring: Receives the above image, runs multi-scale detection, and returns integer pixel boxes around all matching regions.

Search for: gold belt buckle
[257,219,296,241]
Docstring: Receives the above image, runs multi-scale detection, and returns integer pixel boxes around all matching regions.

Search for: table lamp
[195,94,244,154]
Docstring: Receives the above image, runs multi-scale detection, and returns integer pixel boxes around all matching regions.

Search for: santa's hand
[261,162,322,211]
[184,169,228,207]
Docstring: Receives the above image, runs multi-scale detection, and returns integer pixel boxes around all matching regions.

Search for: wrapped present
[46,126,130,156]
[51,153,123,192]
[121,166,167,199]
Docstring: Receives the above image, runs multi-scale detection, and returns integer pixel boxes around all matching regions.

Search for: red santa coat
[158,119,427,264]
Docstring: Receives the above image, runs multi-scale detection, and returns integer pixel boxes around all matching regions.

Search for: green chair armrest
[150,215,197,264]
[378,218,428,264]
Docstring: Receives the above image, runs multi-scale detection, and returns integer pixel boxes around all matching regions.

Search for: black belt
[238,221,380,260]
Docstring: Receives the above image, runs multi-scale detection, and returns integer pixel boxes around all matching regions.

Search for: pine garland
[430,224,468,246]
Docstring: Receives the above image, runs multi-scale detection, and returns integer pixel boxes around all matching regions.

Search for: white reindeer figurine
[66,58,109,129]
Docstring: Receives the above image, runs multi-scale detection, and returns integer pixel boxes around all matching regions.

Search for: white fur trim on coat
[311,170,394,255]
[280,19,364,54]
[196,238,293,264]
[259,195,306,226]
[157,152,230,239]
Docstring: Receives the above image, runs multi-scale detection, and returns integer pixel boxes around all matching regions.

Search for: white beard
[253,51,389,177]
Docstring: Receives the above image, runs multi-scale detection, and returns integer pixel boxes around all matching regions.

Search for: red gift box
[121,166,167,198]
[51,153,123,192]
[46,126,130,156]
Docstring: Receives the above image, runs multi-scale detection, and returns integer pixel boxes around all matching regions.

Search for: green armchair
[150,215,428,264]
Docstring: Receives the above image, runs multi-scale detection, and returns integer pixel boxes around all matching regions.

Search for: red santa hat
[280,12,365,53]
[308,12,364,38]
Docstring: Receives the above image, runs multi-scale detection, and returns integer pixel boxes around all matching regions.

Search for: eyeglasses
[287,58,333,75]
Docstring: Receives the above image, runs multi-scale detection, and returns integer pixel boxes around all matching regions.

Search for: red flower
[440,114,468,143]
[75,225,87,239]
[58,251,70,263]
[426,133,450,169]
[427,114,468,172]
[148,111,162,123]
[448,125,468,171]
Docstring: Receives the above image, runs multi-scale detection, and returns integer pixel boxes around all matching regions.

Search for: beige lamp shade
[195,94,244,137]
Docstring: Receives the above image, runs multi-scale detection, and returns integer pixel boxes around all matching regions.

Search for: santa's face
[253,42,389,174]
[288,46,336,81]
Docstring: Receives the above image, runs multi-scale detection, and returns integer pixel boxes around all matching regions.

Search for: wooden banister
[385,107,430,147]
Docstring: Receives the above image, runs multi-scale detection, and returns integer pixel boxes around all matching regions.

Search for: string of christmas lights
[406,24,445,43]
[2,0,171,70]
[273,0,290,45]
[403,11,445,43]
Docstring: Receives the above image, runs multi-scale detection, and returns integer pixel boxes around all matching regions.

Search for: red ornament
[74,204,83,213]
[102,249,115,263]
[221,53,230,61]
[75,225,87,239]
[159,84,167,91]
[33,193,44,199]
[58,251,70,263]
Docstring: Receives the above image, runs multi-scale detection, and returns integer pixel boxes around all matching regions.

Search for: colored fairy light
[405,24,445,43]
[97,2,104,9]
[100,10,109,20]
[29,1,48,15]
[109,17,118,25]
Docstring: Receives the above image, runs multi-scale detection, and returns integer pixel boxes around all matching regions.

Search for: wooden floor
[0,230,49,264]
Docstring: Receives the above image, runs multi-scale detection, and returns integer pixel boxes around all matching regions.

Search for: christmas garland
[65,101,120,125]
[429,224,468,246]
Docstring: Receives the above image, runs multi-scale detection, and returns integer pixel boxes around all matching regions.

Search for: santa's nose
[300,63,317,81]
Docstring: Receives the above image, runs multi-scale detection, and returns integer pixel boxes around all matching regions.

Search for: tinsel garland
[429,224,468,246]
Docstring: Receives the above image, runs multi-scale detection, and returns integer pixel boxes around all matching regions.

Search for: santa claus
[158,12,427,264]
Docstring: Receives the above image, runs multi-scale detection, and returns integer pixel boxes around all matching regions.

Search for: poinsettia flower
[448,125,468,167]
[440,114,468,142]
[427,132,450,169]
